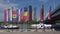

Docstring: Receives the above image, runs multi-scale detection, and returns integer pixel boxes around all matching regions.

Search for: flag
[23,7,28,21]
[6,10,8,22]
[20,8,23,21]
[40,5,44,21]
[10,8,12,21]
[4,9,6,25]
[27,9,30,21]
[47,6,52,20]
[12,10,17,22]
[8,8,10,23]
[17,8,23,22]
[32,9,34,20]
[34,8,37,21]
[18,9,20,22]
[29,5,32,21]
[45,12,49,20]
[16,9,19,22]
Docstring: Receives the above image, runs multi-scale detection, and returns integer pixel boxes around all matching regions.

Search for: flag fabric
[20,8,23,21]
[6,10,8,22]
[10,9,12,21]
[45,12,49,20]
[40,5,44,21]
[12,10,17,22]
[27,9,30,21]
[16,9,19,22]
[8,8,10,23]
[17,9,20,22]
[29,5,32,21]
[34,8,37,21]
[23,7,28,21]
[4,9,7,24]
[17,8,23,22]
[32,9,34,20]
[47,6,52,20]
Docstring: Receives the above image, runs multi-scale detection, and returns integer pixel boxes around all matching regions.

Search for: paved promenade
[0,31,60,34]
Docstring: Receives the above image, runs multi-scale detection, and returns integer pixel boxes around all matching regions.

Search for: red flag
[40,5,44,21]
[4,9,6,25]
[27,9,30,21]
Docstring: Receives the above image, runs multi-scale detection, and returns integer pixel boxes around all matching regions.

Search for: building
[45,5,60,24]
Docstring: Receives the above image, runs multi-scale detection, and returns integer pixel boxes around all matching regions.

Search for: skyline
[0,0,60,21]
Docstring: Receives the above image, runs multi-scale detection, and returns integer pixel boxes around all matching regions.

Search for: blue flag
[34,8,37,21]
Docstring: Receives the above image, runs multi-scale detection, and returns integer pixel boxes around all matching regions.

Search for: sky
[0,0,60,21]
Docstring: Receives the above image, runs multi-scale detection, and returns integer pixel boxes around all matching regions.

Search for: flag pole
[27,9,29,31]
[16,9,18,25]
[20,8,23,32]
[12,7,13,32]
[34,7,37,32]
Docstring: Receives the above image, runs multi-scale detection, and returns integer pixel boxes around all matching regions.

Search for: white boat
[4,24,19,29]
[31,23,52,29]
[44,24,52,28]
[31,23,44,29]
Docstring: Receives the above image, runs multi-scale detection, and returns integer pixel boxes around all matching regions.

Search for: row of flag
[4,8,23,22]
[4,5,52,24]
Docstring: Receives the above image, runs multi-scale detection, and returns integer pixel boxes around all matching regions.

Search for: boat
[31,23,52,29]
[3,24,19,29]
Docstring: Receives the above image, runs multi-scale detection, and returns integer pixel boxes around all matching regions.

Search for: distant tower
[29,5,32,21]
[8,8,10,24]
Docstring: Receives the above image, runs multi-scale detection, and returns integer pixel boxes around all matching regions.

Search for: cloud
[0,0,18,9]
[0,3,18,9]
